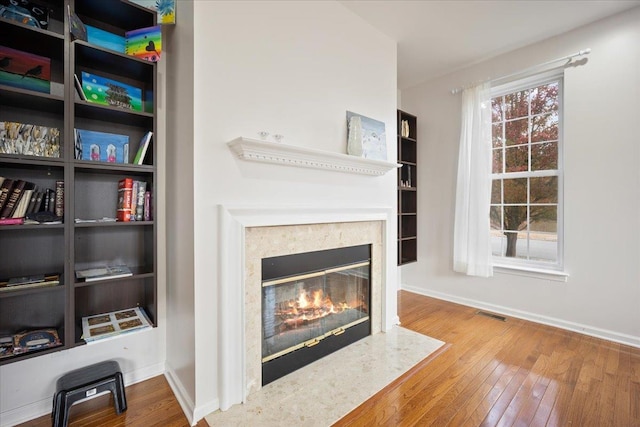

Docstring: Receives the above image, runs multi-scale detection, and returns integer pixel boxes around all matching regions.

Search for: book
[0,179,26,219]
[32,190,44,213]
[42,188,51,212]
[75,129,129,163]
[133,131,153,165]
[73,74,87,101]
[0,45,51,94]
[25,187,38,214]
[143,190,151,221]
[0,0,49,30]
[0,274,60,292]
[54,180,64,217]
[0,121,61,158]
[11,182,35,218]
[80,71,142,112]
[125,25,162,62]
[135,181,146,221]
[47,187,55,213]
[67,5,87,41]
[75,265,133,282]
[0,217,23,226]
[0,178,14,212]
[117,178,134,221]
[81,307,151,343]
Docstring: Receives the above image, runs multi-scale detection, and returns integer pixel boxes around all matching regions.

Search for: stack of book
[117,178,151,222]
[75,265,132,282]
[0,177,63,225]
[81,307,152,343]
[0,274,60,293]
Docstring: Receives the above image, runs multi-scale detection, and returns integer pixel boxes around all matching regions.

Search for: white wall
[400,7,640,346]
[166,0,399,422]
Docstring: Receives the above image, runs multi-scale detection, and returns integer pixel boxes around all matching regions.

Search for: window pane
[505,145,528,172]
[505,118,528,146]
[530,206,557,232]
[491,232,505,257]
[492,149,503,174]
[490,206,502,230]
[530,82,559,115]
[503,179,527,204]
[504,90,529,120]
[503,205,527,231]
[530,176,558,203]
[531,111,558,142]
[492,123,503,148]
[531,142,557,171]
[503,231,529,258]
[492,97,503,122]
[491,180,501,204]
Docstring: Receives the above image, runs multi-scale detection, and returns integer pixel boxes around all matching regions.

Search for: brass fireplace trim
[261,317,369,363]
[262,261,371,288]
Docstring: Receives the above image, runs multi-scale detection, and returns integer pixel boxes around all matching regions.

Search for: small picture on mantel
[346,111,387,161]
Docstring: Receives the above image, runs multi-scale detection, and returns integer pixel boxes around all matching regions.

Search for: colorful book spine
[117,178,133,221]
[143,190,151,221]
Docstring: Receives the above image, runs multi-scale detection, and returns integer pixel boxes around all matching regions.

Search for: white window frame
[490,71,566,278]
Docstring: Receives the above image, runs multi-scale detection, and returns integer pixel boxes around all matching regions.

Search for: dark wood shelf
[0,0,158,364]
[397,110,418,266]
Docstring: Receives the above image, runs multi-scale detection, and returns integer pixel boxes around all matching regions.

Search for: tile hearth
[204,326,445,426]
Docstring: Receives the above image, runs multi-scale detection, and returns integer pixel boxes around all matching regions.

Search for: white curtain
[453,82,493,277]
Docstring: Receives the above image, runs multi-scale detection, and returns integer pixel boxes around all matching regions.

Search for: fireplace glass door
[262,261,370,362]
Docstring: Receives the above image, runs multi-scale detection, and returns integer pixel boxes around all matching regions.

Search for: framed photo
[346,111,387,161]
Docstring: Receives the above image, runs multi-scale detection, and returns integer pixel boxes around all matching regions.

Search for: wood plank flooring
[19,290,640,426]
[335,291,640,427]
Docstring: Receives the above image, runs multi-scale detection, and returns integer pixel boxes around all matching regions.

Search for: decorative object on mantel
[273,134,284,143]
[346,111,387,161]
[258,131,269,140]
[227,137,400,176]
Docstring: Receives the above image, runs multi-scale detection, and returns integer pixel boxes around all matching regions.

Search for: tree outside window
[490,79,562,267]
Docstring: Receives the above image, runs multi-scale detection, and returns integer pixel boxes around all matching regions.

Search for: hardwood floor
[336,291,640,427]
[20,291,640,426]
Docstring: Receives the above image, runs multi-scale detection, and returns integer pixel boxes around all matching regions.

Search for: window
[490,76,563,269]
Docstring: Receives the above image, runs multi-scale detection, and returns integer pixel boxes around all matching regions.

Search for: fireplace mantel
[227,137,401,176]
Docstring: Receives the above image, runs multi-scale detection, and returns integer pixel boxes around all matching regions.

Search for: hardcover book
[0,179,26,219]
[0,178,13,212]
[75,265,132,282]
[0,121,61,158]
[80,71,142,112]
[125,25,162,62]
[0,45,51,94]
[133,131,152,165]
[75,129,129,163]
[117,178,133,221]
[54,180,63,217]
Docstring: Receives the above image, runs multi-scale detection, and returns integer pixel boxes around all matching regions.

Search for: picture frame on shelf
[0,45,51,94]
[75,128,129,163]
[346,111,387,161]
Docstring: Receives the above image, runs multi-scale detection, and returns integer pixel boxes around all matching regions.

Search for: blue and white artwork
[346,111,387,161]
[75,129,129,163]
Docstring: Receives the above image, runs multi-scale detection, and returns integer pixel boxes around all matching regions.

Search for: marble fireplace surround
[217,205,395,411]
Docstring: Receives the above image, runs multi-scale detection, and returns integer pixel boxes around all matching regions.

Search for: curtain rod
[450,48,591,94]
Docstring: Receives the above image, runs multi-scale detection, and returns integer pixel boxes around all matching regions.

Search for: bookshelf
[397,110,417,265]
[0,0,157,365]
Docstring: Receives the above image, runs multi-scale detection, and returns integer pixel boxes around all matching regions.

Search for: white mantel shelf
[228,137,401,176]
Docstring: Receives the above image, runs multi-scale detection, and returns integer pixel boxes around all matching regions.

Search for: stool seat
[52,360,127,427]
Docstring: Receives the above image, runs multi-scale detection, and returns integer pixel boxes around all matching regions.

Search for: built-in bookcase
[0,0,157,365]
[397,110,417,265]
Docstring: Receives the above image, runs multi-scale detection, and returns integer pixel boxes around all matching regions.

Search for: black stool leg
[114,372,127,414]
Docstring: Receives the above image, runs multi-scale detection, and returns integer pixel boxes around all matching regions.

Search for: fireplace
[261,245,371,385]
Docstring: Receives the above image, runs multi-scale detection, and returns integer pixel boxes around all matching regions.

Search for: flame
[298,290,310,308]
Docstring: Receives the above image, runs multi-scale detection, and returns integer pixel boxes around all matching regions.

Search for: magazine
[81,307,152,343]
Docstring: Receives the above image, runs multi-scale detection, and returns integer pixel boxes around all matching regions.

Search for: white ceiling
[339,1,640,89]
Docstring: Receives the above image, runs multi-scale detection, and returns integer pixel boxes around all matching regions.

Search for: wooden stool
[52,360,127,427]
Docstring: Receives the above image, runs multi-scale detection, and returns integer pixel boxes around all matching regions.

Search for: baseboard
[0,362,165,427]
[402,285,640,349]
[164,363,220,426]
